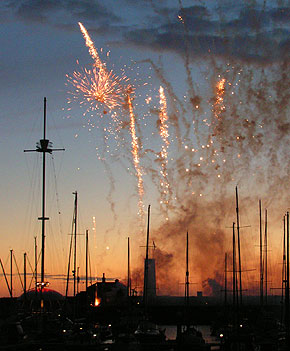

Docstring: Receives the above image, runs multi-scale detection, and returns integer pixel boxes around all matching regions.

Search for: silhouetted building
[86,273,127,307]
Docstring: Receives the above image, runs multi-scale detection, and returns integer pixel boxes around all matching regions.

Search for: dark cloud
[123,4,290,63]
[2,0,121,26]
[270,7,290,23]
[1,1,289,62]
[180,5,210,19]
[68,0,120,23]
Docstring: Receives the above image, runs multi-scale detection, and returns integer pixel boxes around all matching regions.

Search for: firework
[66,23,131,113]
[214,78,226,122]
[158,86,171,211]
[78,22,104,71]
[127,93,144,217]
[66,64,127,111]
[68,23,145,218]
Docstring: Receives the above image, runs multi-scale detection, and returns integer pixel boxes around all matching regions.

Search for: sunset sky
[0,0,289,298]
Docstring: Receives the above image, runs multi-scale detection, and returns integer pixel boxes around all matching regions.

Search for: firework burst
[67,23,130,113]
[67,22,146,218]
[66,64,128,112]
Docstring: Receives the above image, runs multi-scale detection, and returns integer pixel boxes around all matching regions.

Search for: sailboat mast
[24,98,65,289]
[186,231,189,309]
[235,186,242,305]
[286,211,289,347]
[40,98,47,285]
[225,253,227,310]
[281,216,286,325]
[143,204,151,306]
[86,229,88,291]
[264,208,268,305]
[73,191,78,297]
[35,237,37,293]
[233,223,236,309]
[259,200,264,307]
[128,237,131,297]
[10,249,13,298]
[24,253,27,298]
[0,259,12,297]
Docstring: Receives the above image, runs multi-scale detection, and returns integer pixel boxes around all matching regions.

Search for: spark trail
[213,78,226,137]
[158,86,171,214]
[78,22,104,71]
[127,93,144,217]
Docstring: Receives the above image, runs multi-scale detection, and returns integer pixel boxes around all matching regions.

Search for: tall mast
[73,191,78,297]
[235,186,242,305]
[264,208,268,305]
[86,229,88,291]
[281,216,286,326]
[24,252,27,298]
[259,200,264,307]
[10,249,13,298]
[0,259,12,297]
[286,211,289,347]
[224,253,228,317]
[128,237,131,297]
[34,237,37,293]
[65,225,73,299]
[143,205,151,307]
[186,231,189,309]
[41,98,46,286]
[77,267,80,294]
[24,97,64,288]
[233,223,236,309]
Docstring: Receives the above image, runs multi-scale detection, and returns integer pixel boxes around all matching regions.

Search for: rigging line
[65,233,73,298]
[89,248,92,286]
[27,251,40,286]
[23,155,40,245]
[65,211,75,298]
[27,251,42,291]
[26,256,35,290]
[49,106,65,150]
[24,104,43,151]
[51,154,64,243]
[4,254,10,268]
[12,253,24,290]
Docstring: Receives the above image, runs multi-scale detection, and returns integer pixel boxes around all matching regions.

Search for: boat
[134,320,166,345]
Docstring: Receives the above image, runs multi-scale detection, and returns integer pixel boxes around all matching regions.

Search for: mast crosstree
[24,97,64,289]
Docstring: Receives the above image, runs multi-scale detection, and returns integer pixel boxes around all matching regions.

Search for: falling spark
[158,86,171,209]
[92,216,97,249]
[127,93,144,217]
[178,15,185,24]
[214,78,226,123]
